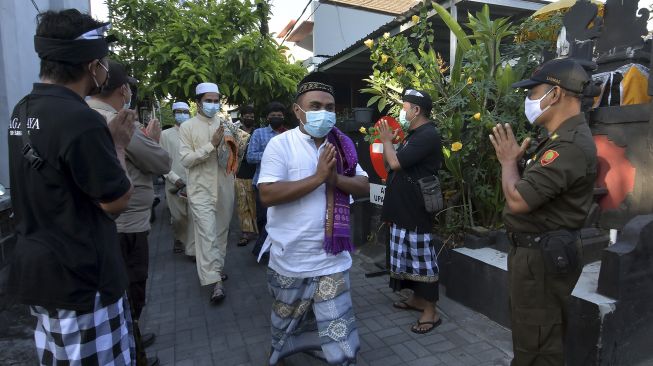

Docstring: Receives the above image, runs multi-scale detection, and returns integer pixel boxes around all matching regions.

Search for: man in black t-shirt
[379,89,443,335]
[6,9,136,365]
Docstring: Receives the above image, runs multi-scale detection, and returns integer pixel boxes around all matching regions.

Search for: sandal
[221,273,228,281]
[411,318,442,334]
[393,300,423,312]
[237,237,249,246]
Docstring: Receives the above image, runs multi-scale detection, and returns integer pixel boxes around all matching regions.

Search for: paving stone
[141,191,514,366]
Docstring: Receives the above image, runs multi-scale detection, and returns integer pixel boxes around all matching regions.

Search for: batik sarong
[267,268,359,365]
[235,178,258,234]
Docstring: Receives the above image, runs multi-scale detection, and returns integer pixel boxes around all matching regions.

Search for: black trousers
[118,232,149,320]
[252,188,268,257]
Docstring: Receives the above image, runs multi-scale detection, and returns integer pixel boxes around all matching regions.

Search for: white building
[0,0,91,188]
[276,0,418,71]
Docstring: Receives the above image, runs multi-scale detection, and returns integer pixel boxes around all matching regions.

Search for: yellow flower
[467,76,473,85]
[380,54,389,64]
[395,65,405,75]
[364,39,374,49]
[451,142,463,152]
[359,127,367,134]
[473,112,481,120]
[412,15,420,24]
[383,32,390,39]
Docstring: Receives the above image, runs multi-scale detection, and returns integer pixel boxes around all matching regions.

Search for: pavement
[141,190,514,366]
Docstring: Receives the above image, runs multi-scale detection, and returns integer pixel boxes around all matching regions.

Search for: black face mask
[242,118,255,127]
[269,116,284,129]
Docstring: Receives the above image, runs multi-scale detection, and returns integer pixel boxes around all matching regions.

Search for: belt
[507,232,544,248]
[508,230,580,249]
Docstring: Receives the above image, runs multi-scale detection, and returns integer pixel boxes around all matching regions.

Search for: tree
[106,0,305,112]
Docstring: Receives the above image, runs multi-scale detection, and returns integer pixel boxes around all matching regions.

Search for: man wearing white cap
[179,82,240,303]
[161,101,195,257]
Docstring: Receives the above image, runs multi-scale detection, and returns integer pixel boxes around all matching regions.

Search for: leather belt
[508,230,580,249]
[507,232,544,248]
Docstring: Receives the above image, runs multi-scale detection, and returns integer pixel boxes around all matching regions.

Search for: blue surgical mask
[202,102,220,118]
[297,105,336,138]
[175,113,190,124]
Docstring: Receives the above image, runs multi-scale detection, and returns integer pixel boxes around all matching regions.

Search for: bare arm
[378,120,401,170]
[332,173,369,197]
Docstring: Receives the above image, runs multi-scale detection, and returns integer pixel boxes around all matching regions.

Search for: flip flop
[393,300,423,312]
[237,237,249,246]
[411,318,442,334]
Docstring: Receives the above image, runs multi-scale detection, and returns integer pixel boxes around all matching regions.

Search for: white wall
[0,0,90,187]
[313,2,394,57]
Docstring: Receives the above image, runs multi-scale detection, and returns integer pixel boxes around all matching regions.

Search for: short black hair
[240,105,255,115]
[36,9,105,84]
[409,102,432,118]
[265,101,286,117]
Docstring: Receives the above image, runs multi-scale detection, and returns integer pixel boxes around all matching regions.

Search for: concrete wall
[0,0,90,188]
[312,2,393,57]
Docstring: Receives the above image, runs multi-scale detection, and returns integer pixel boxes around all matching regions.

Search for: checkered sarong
[30,292,135,366]
[389,224,439,283]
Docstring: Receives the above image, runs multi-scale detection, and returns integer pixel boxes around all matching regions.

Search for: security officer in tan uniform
[489,58,597,366]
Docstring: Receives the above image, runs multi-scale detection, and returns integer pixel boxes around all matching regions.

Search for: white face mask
[524,87,555,125]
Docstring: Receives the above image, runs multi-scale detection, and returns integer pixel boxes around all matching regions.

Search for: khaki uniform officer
[489,58,597,366]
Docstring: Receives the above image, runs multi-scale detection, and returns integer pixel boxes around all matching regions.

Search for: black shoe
[210,283,225,303]
[141,332,156,349]
[147,356,160,366]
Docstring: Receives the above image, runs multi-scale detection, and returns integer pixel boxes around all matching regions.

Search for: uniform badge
[540,150,559,166]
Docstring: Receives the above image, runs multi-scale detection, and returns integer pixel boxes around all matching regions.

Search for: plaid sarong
[389,224,439,283]
[267,269,359,365]
[30,292,135,366]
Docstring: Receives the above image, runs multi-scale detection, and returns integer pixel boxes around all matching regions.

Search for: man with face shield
[378,89,445,335]
[489,58,597,366]
[258,72,369,365]
[161,102,195,256]
[6,9,137,364]
[180,82,239,303]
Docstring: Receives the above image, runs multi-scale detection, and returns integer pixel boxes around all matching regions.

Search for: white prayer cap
[172,102,190,111]
[196,82,219,95]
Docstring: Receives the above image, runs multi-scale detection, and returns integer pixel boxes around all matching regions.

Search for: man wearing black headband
[490,58,597,365]
[5,9,137,365]
[378,89,444,335]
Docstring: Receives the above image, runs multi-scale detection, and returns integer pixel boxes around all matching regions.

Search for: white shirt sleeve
[257,137,287,186]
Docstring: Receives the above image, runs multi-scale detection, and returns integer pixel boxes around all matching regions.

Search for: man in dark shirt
[489,58,597,366]
[6,9,136,365]
[379,89,443,334]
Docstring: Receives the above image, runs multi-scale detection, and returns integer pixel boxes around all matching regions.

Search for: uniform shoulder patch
[540,150,559,166]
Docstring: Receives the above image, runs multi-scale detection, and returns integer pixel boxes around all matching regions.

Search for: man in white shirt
[160,102,195,258]
[179,83,240,303]
[258,72,369,365]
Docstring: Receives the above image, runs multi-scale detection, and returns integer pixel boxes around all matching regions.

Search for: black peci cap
[512,58,591,94]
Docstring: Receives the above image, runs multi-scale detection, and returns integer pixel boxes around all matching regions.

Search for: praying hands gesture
[489,123,531,165]
[378,120,399,144]
[145,118,161,143]
[316,143,336,184]
[108,109,137,150]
